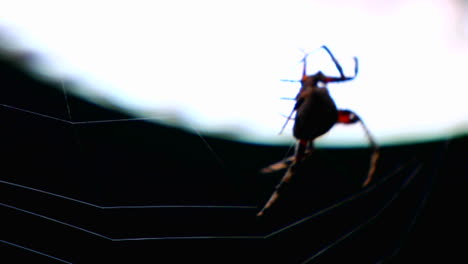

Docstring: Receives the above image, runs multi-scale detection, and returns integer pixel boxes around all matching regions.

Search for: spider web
[0,57,461,263]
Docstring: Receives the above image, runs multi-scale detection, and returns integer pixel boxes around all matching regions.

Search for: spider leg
[321,45,346,78]
[260,141,314,174]
[257,164,297,217]
[257,140,311,217]
[337,110,380,187]
[278,108,296,135]
[321,45,359,81]
[260,155,295,174]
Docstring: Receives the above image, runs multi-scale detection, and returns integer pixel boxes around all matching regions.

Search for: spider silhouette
[257,46,380,217]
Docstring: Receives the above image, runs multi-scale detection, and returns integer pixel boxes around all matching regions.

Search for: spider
[257,46,380,217]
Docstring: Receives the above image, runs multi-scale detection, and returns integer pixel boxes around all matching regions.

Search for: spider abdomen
[293,88,338,140]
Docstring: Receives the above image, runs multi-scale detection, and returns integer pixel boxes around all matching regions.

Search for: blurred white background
[1,0,467,145]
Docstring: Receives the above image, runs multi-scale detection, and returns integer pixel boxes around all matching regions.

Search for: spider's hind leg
[257,162,299,217]
[260,155,295,174]
[337,109,380,187]
[260,140,314,174]
[257,140,313,216]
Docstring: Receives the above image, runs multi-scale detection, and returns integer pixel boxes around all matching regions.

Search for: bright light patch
[0,0,466,145]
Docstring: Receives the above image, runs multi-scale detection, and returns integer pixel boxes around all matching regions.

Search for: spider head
[301,71,327,88]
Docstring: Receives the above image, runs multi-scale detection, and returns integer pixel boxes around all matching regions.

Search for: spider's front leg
[257,139,311,217]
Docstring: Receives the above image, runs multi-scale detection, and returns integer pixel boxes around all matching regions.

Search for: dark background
[1,55,467,263]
